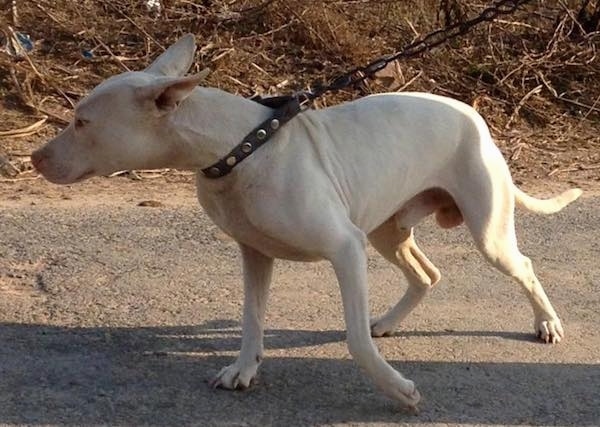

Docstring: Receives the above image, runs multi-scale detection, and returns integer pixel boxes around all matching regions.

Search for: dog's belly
[216,218,323,262]
[195,183,323,262]
[237,232,323,262]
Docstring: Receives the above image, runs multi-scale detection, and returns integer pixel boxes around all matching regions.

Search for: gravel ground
[0,179,598,426]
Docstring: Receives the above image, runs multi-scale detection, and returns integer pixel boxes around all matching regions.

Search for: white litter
[145,0,161,13]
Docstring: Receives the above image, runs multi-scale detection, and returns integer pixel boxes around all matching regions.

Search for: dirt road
[1,178,598,426]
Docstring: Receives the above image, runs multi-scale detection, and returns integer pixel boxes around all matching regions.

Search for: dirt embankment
[0,0,599,186]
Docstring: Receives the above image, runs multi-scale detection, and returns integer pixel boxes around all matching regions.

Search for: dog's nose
[30,149,48,171]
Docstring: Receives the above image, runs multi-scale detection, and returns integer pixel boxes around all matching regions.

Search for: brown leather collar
[201,95,304,179]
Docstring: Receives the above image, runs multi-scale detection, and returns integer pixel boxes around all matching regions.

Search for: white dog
[32,35,581,410]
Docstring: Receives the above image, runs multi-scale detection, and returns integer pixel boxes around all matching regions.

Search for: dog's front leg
[211,244,273,389]
[330,232,421,409]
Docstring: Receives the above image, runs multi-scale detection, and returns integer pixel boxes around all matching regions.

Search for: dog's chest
[195,180,321,261]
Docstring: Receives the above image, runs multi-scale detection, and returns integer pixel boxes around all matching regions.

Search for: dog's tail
[514,186,582,214]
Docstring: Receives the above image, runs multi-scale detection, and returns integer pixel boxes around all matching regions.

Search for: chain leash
[304,0,535,101]
[205,0,536,178]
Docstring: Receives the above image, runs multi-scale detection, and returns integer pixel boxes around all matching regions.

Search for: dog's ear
[145,34,197,77]
[137,69,210,114]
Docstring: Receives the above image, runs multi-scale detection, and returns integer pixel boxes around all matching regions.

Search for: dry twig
[0,117,48,137]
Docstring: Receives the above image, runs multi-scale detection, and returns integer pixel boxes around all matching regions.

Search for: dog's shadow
[0,320,597,426]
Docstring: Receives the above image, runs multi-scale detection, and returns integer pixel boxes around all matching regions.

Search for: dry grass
[0,0,599,181]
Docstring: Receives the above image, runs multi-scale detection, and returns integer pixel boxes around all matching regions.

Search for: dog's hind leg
[368,218,441,337]
[453,158,564,343]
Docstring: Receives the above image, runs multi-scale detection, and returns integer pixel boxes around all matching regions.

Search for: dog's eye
[74,118,88,129]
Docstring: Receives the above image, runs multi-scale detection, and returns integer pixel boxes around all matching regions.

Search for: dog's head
[31,34,208,184]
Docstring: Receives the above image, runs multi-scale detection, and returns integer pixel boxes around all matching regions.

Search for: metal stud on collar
[226,156,237,166]
[241,142,253,153]
[201,95,303,179]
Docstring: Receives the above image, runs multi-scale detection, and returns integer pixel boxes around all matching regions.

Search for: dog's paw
[378,374,421,411]
[209,362,258,390]
[370,316,395,337]
[535,316,564,344]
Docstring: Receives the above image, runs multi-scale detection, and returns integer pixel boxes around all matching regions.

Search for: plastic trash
[145,0,161,13]
[82,49,94,59]
[15,32,33,51]
[2,27,33,58]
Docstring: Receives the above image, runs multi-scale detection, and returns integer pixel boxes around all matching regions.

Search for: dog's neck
[164,87,273,170]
